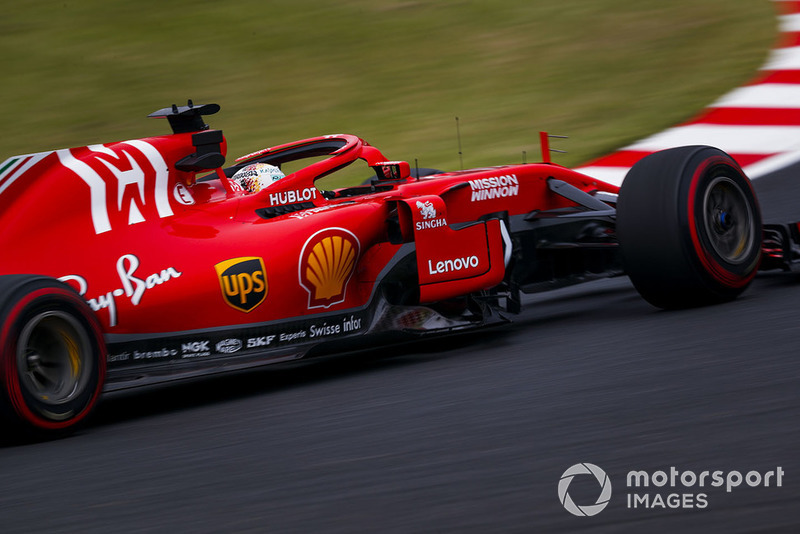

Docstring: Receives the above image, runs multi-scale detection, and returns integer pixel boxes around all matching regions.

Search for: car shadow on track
[86,281,643,432]
[513,276,650,327]
[87,327,512,431]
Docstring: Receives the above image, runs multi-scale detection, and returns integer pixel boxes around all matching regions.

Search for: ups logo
[215,257,268,313]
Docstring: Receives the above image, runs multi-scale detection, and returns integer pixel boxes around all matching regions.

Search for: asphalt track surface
[2,166,800,533]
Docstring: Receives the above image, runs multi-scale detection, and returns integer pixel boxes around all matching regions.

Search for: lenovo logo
[427,255,480,275]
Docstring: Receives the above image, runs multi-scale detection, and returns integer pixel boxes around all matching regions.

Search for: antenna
[539,131,568,163]
[522,150,527,164]
[456,117,463,170]
[415,158,420,180]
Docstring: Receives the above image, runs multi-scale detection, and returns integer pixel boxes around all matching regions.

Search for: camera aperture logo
[558,463,612,517]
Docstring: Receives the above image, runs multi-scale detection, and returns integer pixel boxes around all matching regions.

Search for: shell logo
[299,227,361,309]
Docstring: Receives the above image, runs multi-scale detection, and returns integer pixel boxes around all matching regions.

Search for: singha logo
[416,200,436,220]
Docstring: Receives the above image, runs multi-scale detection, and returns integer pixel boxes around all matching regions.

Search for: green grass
[0,0,776,187]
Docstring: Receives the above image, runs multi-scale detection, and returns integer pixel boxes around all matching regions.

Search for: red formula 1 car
[0,102,777,435]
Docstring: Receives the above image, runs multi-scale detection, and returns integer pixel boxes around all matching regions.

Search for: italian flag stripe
[0,156,22,179]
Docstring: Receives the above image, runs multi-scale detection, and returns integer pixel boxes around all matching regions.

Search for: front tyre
[617,146,761,309]
[0,275,106,437]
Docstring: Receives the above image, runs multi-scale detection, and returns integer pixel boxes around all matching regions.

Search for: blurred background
[3,2,799,533]
[0,0,774,175]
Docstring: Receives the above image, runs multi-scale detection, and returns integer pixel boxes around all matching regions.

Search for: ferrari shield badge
[215,257,268,312]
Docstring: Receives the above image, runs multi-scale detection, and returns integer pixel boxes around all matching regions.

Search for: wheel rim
[702,176,756,265]
[16,311,93,412]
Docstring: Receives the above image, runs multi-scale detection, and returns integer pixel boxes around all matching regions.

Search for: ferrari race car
[0,102,785,436]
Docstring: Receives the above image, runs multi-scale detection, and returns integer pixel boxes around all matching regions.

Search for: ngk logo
[182,341,210,353]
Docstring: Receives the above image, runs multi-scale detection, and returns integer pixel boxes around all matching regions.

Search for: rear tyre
[616,146,761,309]
[0,275,106,438]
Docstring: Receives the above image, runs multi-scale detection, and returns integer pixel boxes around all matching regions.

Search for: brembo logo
[299,227,361,309]
[215,257,268,313]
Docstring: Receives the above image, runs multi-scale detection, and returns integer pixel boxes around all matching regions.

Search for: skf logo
[299,228,361,309]
[215,257,268,313]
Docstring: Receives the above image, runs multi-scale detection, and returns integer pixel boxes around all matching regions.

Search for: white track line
[627,125,800,154]
[711,83,800,108]
[576,1,800,185]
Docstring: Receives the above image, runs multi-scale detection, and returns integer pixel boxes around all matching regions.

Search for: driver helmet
[233,163,285,193]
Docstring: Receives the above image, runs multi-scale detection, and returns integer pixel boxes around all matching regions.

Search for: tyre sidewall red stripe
[1,286,106,431]
[685,155,760,289]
